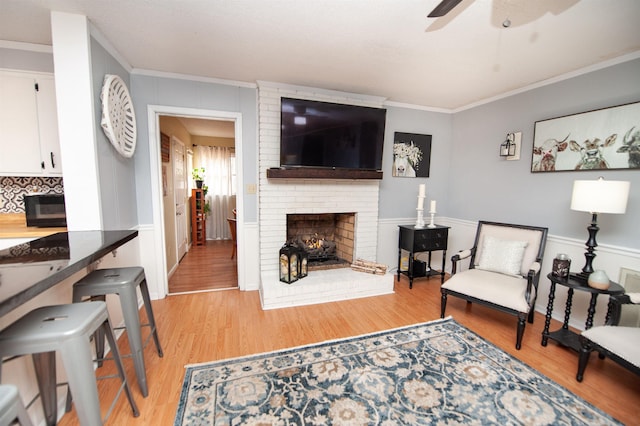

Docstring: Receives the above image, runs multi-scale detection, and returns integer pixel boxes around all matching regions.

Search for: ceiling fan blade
[428,0,464,17]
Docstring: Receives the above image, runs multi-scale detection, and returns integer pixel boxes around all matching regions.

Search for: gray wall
[379,106,452,219]
[130,75,258,223]
[90,37,139,230]
[448,58,640,248]
[5,45,638,251]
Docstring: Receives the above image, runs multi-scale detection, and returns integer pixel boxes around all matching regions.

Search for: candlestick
[418,183,425,197]
[427,212,436,228]
[429,200,436,213]
[415,208,425,228]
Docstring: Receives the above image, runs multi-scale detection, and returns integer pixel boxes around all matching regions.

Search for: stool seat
[75,266,146,291]
[0,384,33,426]
[0,302,138,425]
[0,303,108,351]
[73,267,163,398]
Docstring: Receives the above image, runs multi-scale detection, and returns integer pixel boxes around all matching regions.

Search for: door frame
[147,105,245,297]
[171,135,188,263]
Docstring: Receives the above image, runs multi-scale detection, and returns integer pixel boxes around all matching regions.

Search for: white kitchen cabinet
[0,70,62,176]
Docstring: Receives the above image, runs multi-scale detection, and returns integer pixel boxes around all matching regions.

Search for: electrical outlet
[246,183,257,194]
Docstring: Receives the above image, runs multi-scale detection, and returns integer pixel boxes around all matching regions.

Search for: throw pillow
[477,236,528,276]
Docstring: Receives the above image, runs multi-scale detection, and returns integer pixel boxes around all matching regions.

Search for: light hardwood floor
[168,240,238,293]
[58,273,639,425]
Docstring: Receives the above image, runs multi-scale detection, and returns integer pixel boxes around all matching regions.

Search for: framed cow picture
[392,132,432,178]
[531,101,640,172]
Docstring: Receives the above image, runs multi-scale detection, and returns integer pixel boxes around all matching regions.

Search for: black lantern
[279,243,299,284]
[298,247,309,279]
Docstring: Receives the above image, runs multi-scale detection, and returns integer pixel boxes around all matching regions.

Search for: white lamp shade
[571,178,630,214]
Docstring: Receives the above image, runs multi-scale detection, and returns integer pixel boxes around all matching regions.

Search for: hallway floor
[168,240,237,293]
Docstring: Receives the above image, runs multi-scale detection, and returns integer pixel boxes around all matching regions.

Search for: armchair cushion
[474,224,544,276]
[581,326,640,369]
[441,268,534,313]
[476,236,528,276]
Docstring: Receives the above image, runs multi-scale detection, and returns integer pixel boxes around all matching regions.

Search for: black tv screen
[280,97,386,171]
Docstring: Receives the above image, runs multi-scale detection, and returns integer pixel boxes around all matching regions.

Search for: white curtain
[193,145,235,240]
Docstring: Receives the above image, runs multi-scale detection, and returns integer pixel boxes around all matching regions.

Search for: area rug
[175,317,620,425]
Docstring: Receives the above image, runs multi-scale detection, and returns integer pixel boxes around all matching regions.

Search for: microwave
[24,194,67,227]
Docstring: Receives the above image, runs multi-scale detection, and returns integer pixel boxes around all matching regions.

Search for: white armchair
[577,293,640,381]
[440,221,548,350]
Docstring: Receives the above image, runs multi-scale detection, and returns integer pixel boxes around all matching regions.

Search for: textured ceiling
[1,0,639,111]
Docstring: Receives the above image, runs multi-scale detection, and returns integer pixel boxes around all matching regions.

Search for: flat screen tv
[280,97,386,171]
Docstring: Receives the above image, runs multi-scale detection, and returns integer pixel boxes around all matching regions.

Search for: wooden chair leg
[440,291,447,318]
[516,315,526,350]
[577,347,591,382]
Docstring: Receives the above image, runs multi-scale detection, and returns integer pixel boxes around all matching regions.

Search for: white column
[51,12,103,230]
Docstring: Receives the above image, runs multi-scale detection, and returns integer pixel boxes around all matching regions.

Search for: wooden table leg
[542,282,556,346]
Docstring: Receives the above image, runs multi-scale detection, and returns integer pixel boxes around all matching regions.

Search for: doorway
[148,106,244,297]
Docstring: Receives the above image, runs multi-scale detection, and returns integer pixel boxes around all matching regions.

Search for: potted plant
[192,167,205,188]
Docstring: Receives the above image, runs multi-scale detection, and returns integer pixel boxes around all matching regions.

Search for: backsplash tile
[0,176,64,213]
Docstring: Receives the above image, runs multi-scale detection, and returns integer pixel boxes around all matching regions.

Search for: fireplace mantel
[266,167,383,180]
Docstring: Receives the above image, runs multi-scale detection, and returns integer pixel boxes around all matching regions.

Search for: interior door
[173,137,188,261]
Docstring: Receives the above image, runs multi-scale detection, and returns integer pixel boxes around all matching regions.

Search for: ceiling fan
[428,0,465,17]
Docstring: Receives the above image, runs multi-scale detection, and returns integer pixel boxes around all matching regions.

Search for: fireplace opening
[286,213,355,270]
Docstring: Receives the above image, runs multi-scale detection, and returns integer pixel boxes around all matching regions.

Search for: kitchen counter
[0,229,138,316]
[0,213,67,238]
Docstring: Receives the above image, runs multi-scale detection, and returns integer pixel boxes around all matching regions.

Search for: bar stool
[72,267,163,397]
[0,302,138,425]
[0,384,33,426]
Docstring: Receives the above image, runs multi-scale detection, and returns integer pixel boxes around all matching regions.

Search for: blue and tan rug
[175,317,620,425]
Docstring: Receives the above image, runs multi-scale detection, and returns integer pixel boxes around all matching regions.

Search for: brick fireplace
[287,213,355,269]
[257,83,394,309]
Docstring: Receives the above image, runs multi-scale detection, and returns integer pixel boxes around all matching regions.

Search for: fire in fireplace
[296,234,336,260]
[286,213,355,269]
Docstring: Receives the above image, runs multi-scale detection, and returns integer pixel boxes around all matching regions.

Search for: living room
[1,2,639,424]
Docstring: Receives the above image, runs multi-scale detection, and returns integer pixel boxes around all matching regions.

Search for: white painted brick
[258,85,384,304]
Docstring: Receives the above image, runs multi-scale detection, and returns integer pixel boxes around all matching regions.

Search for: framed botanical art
[531,101,640,172]
[392,132,432,178]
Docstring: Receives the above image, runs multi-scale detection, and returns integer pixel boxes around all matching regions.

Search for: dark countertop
[0,229,138,317]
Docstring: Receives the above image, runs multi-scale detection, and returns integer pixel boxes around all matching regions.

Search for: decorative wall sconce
[499,131,521,160]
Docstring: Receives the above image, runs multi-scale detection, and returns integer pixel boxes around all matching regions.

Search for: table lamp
[570,177,630,281]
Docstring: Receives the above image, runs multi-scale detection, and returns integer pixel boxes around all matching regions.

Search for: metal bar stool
[0,302,138,425]
[72,267,163,397]
[0,384,33,426]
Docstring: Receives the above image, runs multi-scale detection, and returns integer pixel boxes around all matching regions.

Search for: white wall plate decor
[100,74,136,158]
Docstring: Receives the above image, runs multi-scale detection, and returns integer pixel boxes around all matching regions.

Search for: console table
[397,224,449,289]
[541,273,624,352]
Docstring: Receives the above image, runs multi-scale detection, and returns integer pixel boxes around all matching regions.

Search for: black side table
[397,224,449,289]
[541,273,624,351]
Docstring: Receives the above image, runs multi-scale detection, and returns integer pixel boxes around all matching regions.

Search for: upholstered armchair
[577,293,640,381]
[440,221,548,350]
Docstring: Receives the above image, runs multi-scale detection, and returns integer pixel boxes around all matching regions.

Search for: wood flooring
[168,240,238,293]
[58,273,639,425]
